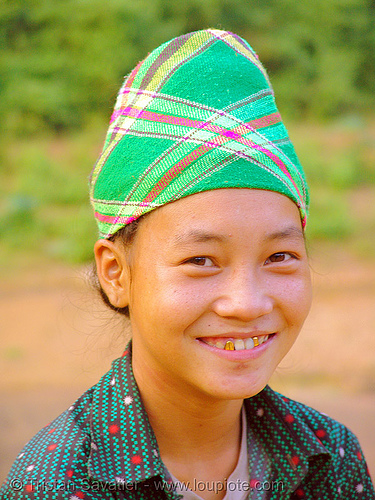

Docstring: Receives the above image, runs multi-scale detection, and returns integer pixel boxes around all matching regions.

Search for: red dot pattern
[131,455,142,465]
[291,455,300,466]
[315,429,326,439]
[1,348,373,499]
[109,424,119,434]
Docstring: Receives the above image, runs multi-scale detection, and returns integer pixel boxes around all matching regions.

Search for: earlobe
[93,239,130,308]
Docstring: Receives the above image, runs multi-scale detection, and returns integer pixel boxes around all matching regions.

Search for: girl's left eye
[265,252,294,264]
[186,256,215,267]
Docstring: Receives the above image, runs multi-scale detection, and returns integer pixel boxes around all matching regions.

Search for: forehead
[138,189,304,245]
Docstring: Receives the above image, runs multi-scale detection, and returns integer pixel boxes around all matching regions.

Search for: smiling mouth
[199,334,275,351]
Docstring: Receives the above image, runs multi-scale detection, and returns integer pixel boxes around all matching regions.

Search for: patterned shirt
[1,345,374,500]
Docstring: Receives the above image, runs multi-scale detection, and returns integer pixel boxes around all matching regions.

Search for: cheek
[155,279,213,329]
[286,275,312,326]
[271,271,312,325]
[129,266,204,335]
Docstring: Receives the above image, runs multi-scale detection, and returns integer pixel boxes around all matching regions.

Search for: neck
[132,351,243,481]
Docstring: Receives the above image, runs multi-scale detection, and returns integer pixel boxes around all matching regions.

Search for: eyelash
[185,256,215,267]
[265,252,297,264]
[184,252,297,267]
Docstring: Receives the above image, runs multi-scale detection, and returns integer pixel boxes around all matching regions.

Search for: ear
[94,239,130,309]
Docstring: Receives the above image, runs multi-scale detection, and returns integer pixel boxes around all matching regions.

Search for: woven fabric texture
[90,29,309,239]
[2,345,374,499]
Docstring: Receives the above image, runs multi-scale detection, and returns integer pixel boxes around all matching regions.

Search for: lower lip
[196,334,276,361]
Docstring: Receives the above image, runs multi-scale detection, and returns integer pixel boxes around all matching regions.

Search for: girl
[1,29,374,500]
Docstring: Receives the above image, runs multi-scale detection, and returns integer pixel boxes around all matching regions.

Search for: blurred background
[1,0,375,480]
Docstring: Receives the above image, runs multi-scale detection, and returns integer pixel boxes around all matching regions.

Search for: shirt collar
[87,343,332,492]
[244,387,332,495]
[88,344,165,485]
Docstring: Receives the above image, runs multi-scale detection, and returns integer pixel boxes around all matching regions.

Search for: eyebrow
[172,226,304,247]
[172,230,227,247]
[264,226,304,242]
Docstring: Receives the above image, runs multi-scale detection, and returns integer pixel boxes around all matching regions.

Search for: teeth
[244,337,254,349]
[224,340,234,350]
[234,339,245,351]
[215,339,226,349]
[205,335,271,351]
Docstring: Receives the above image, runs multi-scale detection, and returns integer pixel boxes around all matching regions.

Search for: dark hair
[91,218,143,318]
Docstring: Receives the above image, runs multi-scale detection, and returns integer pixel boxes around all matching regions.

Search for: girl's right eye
[185,256,215,267]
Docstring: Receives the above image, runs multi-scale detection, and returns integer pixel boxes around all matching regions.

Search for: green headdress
[90,29,309,239]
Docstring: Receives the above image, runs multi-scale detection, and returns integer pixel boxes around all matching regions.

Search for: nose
[212,267,274,322]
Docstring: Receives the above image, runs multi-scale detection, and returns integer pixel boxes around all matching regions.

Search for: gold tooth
[224,340,235,351]
[252,336,259,347]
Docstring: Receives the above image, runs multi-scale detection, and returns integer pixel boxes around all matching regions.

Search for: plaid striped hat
[90,29,309,239]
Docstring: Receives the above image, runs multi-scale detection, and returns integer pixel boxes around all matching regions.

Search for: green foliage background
[1,0,375,269]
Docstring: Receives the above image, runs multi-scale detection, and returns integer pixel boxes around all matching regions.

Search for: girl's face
[122,189,312,401]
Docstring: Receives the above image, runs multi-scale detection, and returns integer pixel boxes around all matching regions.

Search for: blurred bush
[0,0,374,268]
[1,0,374,134]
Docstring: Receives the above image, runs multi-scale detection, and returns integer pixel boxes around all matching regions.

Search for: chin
[200,375,269,402]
